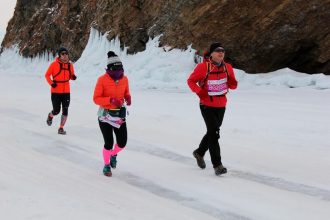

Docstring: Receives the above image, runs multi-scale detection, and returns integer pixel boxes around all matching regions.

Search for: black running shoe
[193,150,206,169]
[214,165,227,176]
[58,128,66,135]
[110,155,117,169]
[103,165,112,177]
[46,114,53,126]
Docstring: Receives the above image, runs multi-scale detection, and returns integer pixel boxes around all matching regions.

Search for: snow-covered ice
[0,29,330,220]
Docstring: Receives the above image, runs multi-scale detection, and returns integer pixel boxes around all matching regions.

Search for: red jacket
[45,58,75,93]
[187,61,237,107]
[93,73,131,110]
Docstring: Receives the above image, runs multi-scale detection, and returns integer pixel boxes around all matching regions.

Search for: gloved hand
[72,75,77,80]
[51,82,57,88]
[110,97,124,108]
[197,88,208,99]
[124,95,131,106]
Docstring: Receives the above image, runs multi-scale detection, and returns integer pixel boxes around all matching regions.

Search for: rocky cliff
[2,0,330,74]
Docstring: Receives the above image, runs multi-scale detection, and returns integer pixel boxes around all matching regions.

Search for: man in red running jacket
[187,42,237,176]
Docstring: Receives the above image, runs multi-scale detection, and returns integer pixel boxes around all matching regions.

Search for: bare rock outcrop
[2,0,330,74]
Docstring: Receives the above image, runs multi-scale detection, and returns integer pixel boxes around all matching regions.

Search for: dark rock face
[2,0,330,74]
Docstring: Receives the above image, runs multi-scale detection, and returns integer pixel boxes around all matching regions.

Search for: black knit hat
[209,42,223,54]
[58,47,68,56]
[107,51,123,71]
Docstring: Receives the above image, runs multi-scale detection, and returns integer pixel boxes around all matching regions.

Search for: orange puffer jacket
[45,58,75,93]
[93,73,131,110]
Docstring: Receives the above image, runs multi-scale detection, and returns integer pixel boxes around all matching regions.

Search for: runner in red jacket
[187,42,237,176]
[45,47,77,135]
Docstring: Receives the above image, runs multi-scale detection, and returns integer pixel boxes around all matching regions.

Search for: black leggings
[98,119,127,150]
[51,93,70,116]
[196,105,226,167]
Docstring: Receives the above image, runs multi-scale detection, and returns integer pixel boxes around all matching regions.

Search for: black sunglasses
[60,52,68,55]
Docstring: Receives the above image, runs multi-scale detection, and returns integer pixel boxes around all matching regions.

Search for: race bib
[207,79,228,96]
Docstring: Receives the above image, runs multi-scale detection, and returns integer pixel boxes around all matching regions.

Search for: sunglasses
[213,48,225,53]
[60,52,68,55]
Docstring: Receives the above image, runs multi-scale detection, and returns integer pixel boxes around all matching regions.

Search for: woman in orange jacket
[187,42,237,176]
[93,51,131,177]
[45,47,77,135]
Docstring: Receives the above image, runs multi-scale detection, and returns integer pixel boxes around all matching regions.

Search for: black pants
[98,119,127,150]
[51,93,70,116]
[196,105,226,168]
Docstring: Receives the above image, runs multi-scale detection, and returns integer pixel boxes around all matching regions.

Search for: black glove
[72,75,77,80]
[51,82,57,88]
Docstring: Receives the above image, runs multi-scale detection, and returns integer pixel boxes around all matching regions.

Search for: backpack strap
[53,62,63,80]
[198,62,212,101]
[207,62,213,102]
[67,63,72,79]
[223,62,229,79]
[200,62,211,88]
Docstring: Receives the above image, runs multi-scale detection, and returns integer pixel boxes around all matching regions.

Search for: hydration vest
[53,62,72,83]
[203,62,229,100]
